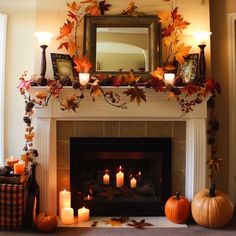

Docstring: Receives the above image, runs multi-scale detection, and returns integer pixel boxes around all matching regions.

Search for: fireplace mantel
[29,87,208,214]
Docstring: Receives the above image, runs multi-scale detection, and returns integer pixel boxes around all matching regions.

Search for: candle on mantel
[130,177,137,189]
[59,190,71,214]
[103,172,110,185]
[61,207,74,225]
[164,73,175,86]
[13,161,25,175]
[79,72,90,86]
[78,206,90,222]
[6,156,19,168]
[83,194,94,201]
[116,166,124,188]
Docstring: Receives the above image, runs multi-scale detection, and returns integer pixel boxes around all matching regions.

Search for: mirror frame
[83,15,162,78]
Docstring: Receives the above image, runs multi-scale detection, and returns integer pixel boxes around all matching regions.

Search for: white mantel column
[35,117,57,214]
[185,118,207,199]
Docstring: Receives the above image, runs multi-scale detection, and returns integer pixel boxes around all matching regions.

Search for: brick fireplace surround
[30,87,208,215]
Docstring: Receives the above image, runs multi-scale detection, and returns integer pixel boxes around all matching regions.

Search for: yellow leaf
[151,67,164,79]
[25,132,35,142]
[157,10,171,28]
[36,91,47,99]
[175,43,192,64]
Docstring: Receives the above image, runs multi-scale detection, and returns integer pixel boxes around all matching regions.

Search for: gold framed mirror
[84,15,162,78]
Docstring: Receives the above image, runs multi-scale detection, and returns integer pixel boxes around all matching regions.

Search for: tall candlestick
[59,190,71,215]
[78,206,90,222]
[13,161,25,175]
[130,177,137,188]
[61,207,74,225]
[103,173,110,185]
[116,169,124,188]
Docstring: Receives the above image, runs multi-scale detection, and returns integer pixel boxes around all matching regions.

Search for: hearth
[70,137,171,216]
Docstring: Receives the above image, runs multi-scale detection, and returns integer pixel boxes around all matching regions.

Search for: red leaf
[58,42,68,50]
[74,56,92,73]
[151,77,165,92]
[57,20,74,40]
[181,83,201,96]
[204,78,221,95]
[68,11,78,22]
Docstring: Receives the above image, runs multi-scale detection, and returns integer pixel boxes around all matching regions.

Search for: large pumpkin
[165,192,190,224]
[191,184,234,228]
[36,212,58,232]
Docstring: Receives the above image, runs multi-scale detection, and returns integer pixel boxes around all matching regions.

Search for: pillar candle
[103,173,110,185]
[79,73,90,86]
[59,190,71,211]
[78,207,90,222]
[116,170,124,188]
[130,177,137,188]
[13,161,25,175]
[61,207,74,225]
[6,156,19,168]
[164,73,175,85]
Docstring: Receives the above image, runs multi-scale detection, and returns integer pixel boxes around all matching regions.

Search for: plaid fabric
[0,183,25,229]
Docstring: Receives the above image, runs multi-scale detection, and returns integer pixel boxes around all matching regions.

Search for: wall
[0,0,36,159]
[209,0,236,193]
[1,0,211,173]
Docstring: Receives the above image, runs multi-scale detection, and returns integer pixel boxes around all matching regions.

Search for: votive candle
[130,177,137,188]
[13,161,25,175]
[6,156,19,168]
[79,73,90,86]
[61,207,74,225]
[103,173,110,185]
[78,206,90,222]
[164,73,175,85]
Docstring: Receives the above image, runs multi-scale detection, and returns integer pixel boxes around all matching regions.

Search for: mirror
[84,15,161,78]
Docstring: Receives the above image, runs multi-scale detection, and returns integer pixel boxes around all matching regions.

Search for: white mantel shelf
[29,87,208,214]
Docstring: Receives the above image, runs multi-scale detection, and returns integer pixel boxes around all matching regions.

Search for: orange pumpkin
[36,212,58,232]
[165,192,190,224]
[191,184,234,228]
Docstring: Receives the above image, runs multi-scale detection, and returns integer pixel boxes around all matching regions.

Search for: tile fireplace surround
[30,87,208,215]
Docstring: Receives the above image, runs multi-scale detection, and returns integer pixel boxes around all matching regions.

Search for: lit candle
[103,173,110,185]
[59,190,71,215]
[6,156,19,168]
[130,177,137,188]
[116,166,124,188]
[78,206,90,222]
[13,161,25,175]
[61,207,74,225]
[83,194,94,201]
[164,73,175,86]
[79,73,90,86]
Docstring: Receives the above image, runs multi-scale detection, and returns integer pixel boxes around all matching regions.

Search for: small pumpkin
[165,192,190,224]
[36,211,58,232]
[191,183,234,228]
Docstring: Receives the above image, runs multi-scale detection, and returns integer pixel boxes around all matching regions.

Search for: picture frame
[51,53,78,81]
[176,53,199,83]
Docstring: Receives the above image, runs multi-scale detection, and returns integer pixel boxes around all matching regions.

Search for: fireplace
[70,137,171,216]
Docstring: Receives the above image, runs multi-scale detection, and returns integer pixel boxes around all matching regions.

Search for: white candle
[130,177,137,188]
[79,73,90,86]
[103,173,110,185]
[61,207,74,225]
[13,161,25,175]
[164,73,175,85]
[59,190,71,215]
[116,170,124,188]
[6,156,19,168]
[78,207,90,222]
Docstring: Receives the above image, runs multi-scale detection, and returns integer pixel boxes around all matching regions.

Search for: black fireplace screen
[70,137,171,216]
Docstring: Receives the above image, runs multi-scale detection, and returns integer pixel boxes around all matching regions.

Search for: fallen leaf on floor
[91,221,98,227]
[127,219,154,229]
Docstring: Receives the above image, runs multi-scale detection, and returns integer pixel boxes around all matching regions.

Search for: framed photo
[51,53,77,81]
[177,53,199,83]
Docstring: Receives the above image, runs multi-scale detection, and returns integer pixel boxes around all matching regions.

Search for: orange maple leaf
[68,41,77,57]
[74,56,92,73]
[67,1,82,12]
[175,43,192,64]
[151,67,164,79]
[86,5,101,16]
[25,132,35,142]
[123,73,141,84]
[157,10,171,28]
[57,20,74,40]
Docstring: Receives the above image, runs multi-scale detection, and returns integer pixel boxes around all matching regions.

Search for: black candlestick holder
[198,44,206,85]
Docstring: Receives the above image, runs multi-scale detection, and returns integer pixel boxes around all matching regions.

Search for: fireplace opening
[70,137,171,216]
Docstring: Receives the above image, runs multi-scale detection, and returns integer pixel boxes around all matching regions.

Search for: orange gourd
[191,184,234,228]
[165,192,190,224]
[36,212,58,232]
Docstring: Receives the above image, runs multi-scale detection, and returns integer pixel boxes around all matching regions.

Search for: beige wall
[0,0,36,159]
[209,0,235,193]
[1,0,211,177]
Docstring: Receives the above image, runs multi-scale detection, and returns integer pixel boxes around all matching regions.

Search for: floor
[0,218,235,236]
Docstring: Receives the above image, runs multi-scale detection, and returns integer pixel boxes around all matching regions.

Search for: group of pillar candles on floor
[103,166,141,188]
[59,190,90,225]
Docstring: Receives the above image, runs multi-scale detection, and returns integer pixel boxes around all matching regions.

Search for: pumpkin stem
[209,183,216,197]
[175,192,180,200]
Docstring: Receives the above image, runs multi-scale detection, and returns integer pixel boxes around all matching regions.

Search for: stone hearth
[30,87,208,215]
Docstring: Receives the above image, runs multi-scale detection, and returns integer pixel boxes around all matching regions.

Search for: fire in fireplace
[70,137,171,216]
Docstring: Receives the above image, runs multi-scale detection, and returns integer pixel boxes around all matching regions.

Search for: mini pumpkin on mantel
[191,183,234,228]
[36,212,58,232]
[165,192,191,224]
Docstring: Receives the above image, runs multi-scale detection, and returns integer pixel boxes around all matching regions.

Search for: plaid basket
[0,183,25,229]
